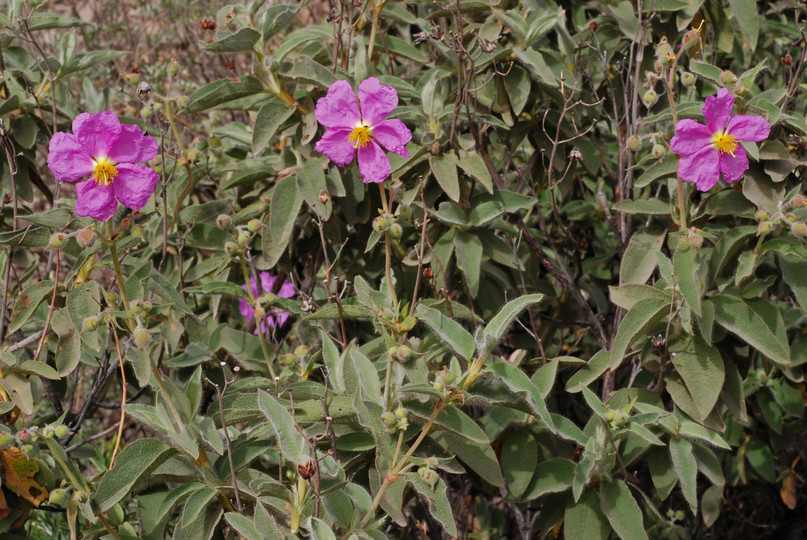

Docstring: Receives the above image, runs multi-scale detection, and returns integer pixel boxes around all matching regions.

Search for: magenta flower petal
[315,81,361,129]
[72,112,121,158]
[74,180,117,221]
[109,124,158,163]
[47,133,94,182]
[113,164,159,210]
[259,272,274,295]
[726,115,771,142]
[277,279,296,298]
[315,128,356,166]
[679,146,720,191]
[670,120,713,156]
[358,77,398,126]
[357,140,391,183]
[718,145,749,183]
[372,119,412,157]
[702,88,734,132]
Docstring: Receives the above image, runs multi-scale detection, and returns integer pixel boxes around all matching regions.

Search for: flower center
[92,158,118,187]
[348,124,373,149]
[713,131,738,156]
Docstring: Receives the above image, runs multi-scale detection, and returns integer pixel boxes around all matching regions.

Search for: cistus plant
[1,0,807,539]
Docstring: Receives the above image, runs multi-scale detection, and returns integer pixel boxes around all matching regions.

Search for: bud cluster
[218,214,265,257]
[754,195,807,239]
[372,212,402,239]
[380,405,409,432]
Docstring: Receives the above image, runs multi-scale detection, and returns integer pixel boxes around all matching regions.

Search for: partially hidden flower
[47,111,159,221]
[670,88,770,191]
[315,77,412,183]
[238,272,296,335]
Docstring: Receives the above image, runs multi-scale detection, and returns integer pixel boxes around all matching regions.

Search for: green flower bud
[49,489,68,505]
[626,135,641,151]
[642,89,658,108]
[680,71,696,87]
[791,221,807,237]
[791,194,806,207]
[216,214,233,230]
[282,353,296,365]
[294,345,309,357]
[168,58,179,77]
[54,425,69,438]
[655,41,674,65]
[253,306,266,321]
[425,456,438,468]
[82,316,100,332]
[224,241,240,256]
[21,444,33,455]
[262,292,277,305]
[48,232,68,250]
[17,429,32,443]
[209,136,221,148]
[389,223,403,239]
[395,345,412,361]
[140,107,152,120]
[686,228,704,249]
[757,221,772,235]
[247,219,263,232]
[398,205,412,219]
[107,291,118,304]
[372,215,387,232]
[674,510,685,520]
[681,29,700,50]
[380,411,397,427]
[131,300,145,314]
[652,144,665,159]
[422,468,438,486]
[785,212,798,223]
[0,433,13,448]
[133,327,151,349]
[395,406,407,420]
[176,95,190,108]
[719,70,737,85]
[754,209,769,221]
[237,232,251,247]
[76,227,97,248]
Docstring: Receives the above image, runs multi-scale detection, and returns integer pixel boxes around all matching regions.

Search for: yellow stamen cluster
[713,131,738,157]
[92,158,118,187]
[348,124,373,149]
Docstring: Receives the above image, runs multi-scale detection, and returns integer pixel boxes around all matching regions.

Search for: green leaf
[263,4,300,39]
[261,175,303,268]
[647,447,677,501]
[297,159,331,219]
[456,152,493,193]
[727,0,759,50]
[564,489,610,540]
[599,479,648,540]
[8,281,53,334]
[224,512,264,540]
[671,339,724,422]
[257,390,307,465]
[521,458,575,501]
[252,98,295,155]
[430,153,460,202]
[502,431,537,499]
[202,27,261,52]
[60,51,129,78]
[431,431,503,487]
[416,303,475,361]
[479,294,544,355]
[184,76,265,114]
[181,487,217,527]
[454,232,482,296]
[669,438,698,513]
[635,159,677,188]
[711,294,790,366]
[610,298,668,370]
[620,229,666,285]
[609,284,670,311]
[408,475,458,537]
[94,439,177,512]
[673,246,703,316]
[186,281,249,299]
[702,485,723,528]
[27,12,90,30]
[745,439,775,482]
[488,362,554,430]
[708,226,756,285]
[612,199,670,215]
[306,516,337,540]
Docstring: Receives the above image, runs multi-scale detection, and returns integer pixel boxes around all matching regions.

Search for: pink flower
[315,78,412,183]
[670,88,770,191]
[239,272,296,335]
[47,111,159,221]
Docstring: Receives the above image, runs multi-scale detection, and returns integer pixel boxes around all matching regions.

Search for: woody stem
[662,73,687,230]
[378,183,397,305]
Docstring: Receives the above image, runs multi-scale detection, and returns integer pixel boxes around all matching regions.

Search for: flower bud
[791,221,807,237]
[216,214,233,230]
[589,22,598,32]
[791,194,806,207]
[21,444,33,455]
[681,29,699,50]
[17,429,32,443]
[372,215,388,232]
[48,488,68,505]
[75,227,97,248]
[395,406,407,420]
[140,107,152,120]
[642,89,658,108]
[422,468,438,486]
[0,433,12,448]
[380,411,397,427]
[318,190,330,204]
[282,353,296,365]
[680,71,696,87]
[294,345,309,357]
[54,424,69,438]
[655,41,674,64]
[785,212,798,223]
[82,316,100,332]
[209,136,221,148]
[652,144,665,159]
[168,58,179,77]
[719,70,737,85]
[754,209,769,221]
[626,135,641,151]
[782,54,793,66]
[237,232,251,247]
[262,292,277,305]
[653,59,663,73]
[133,327,151,349]
[176,95,190,108]
[758,221,773,235]
[253,306,266,321]
[247,219,263,233]
[395,345,412,361]
[389,223,403,239]
[686,228,704,249]
[224,242,240,256]
[48,232,68,250]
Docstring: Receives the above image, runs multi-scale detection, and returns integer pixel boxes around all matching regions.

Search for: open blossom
[239,272,295,335]
[47,111,159,221]
[315,77,412,183]
[670,88,770,191]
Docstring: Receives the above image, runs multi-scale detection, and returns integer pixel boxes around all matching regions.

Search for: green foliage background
[1,0,807,538]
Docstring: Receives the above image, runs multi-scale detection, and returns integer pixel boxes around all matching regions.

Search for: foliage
[1,0,807,538]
